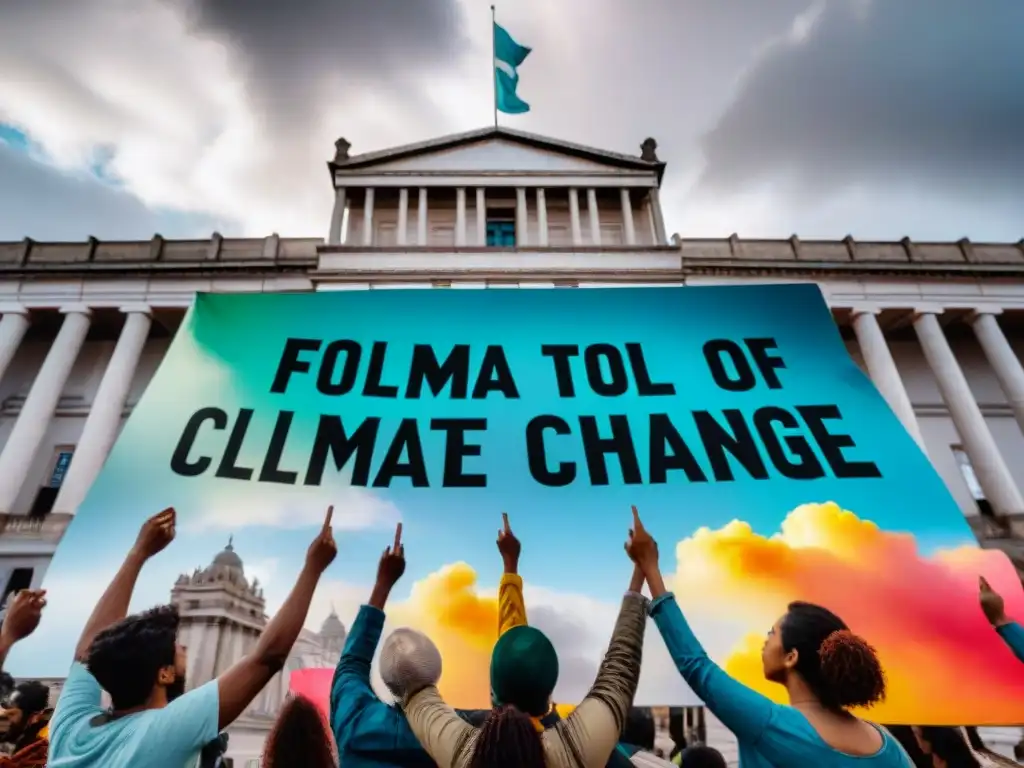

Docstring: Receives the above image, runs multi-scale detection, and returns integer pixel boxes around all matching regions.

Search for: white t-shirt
[48,662,220,768]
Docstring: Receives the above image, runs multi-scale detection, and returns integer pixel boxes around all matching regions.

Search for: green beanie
[489,625,559,716]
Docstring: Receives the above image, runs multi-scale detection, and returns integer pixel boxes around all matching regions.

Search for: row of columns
[329,186,652,247]
[0,305,152,516]
[852,307,1024,516]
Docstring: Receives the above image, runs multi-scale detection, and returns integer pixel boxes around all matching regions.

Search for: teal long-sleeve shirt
[997,622,1024,663]
[649,593,914,768]
[329,605,440,768]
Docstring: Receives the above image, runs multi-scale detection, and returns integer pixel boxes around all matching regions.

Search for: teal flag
[494,21,531,114]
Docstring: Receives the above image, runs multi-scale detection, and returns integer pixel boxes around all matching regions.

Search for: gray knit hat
[379,627,443,699]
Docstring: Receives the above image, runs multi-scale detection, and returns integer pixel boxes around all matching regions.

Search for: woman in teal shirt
[624,507,913,768]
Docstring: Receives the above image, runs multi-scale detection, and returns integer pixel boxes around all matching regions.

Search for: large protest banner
[12,285,1024,724]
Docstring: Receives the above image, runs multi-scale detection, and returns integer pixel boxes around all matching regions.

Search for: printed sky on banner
[17,285,1024,724]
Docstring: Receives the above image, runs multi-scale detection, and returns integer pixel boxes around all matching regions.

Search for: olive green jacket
[403,592,648,768]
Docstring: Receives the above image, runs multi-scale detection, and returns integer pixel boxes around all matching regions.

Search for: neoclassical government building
[1,126,1022,764]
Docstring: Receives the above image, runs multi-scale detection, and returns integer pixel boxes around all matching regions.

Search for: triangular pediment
[331,127,663,180]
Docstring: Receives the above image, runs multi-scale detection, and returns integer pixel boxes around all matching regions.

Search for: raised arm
[217,506,337,731]
[553,560,647,767]
[628,507,775,743]
[74,508,175,662]
[0,589,46,671]
[497,512,528,635]
[980,576,1024,664]
[332,523,425,757]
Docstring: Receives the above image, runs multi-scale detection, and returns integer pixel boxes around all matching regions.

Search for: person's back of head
[678,745,727,768]
[379,627,442,700]
[918,727,980,768]
[86,604,183,711]
[489,625,559,717]
[621,706,656,751]
[773,601,886,711]
[469,705,546,768]
[262,694,336,768]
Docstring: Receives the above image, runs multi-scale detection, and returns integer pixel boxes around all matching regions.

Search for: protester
[914,727,980,767]
[494,513,562,730]
[625,505,914,767]
[616,706,675,767]
[262,694,336,768]
[401,516,648,768]
[330,522,442,767]
[979,577,1024,663]
[0,589,49,768]
[676,745,728,768]
[48,505,337,767]
[0,681,51,768]
[198,733,230,768]
[495,513,646,768]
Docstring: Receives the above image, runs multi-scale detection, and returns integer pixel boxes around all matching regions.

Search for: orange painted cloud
[669,502,1024,724]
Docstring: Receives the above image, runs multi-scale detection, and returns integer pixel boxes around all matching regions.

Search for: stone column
[476,188,487,245]
[914,310,1024,515]
[568,188,583,246]
[970,309,1024,434]
[536,188,549,247]
[455,188,467,247]
[397,188,409,246]
[515,187,529,247]
[586,188,601,245]
[620,188,637,246]
[0,306,92,512]
[328,188,347,245]
[0,306,30,387]
[417,188,428,246]
[851,308,925,449]
[649,187,667,244]
[53,307,152,515]
[361,188,375,246]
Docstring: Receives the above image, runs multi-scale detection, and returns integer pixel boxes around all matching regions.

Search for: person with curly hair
[47,505,338,768]
[0,681,52,768]
[625,506,914,768]
[262,694,336,768]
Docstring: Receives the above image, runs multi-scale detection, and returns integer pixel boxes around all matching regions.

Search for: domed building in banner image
[0,125,1021,763]
[171,538,346,759]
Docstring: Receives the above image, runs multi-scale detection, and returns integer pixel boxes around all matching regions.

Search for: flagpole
[490,4,498,128]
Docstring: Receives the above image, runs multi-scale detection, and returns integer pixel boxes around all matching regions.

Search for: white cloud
[183,477,400,533]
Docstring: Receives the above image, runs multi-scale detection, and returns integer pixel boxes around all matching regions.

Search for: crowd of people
[0,505,1020,767]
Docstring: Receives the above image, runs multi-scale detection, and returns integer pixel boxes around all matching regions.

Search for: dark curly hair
[86,604,179,711]
[780,602,885,711]
[918,727,980,768]
[262,694,335,768]
[621,707,655,751]
[7,681,50,717]
[469,705,546,768]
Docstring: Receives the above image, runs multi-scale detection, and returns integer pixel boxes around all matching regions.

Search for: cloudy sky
[1,0,1022,243]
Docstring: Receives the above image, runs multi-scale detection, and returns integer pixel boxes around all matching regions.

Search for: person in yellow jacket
[495,512,573,727]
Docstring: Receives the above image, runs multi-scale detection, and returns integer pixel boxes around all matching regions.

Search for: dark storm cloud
[0,144,224,242]
[699,0,1024,199]
[173,0,469,131]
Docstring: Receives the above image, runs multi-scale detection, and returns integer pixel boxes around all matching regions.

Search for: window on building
[375,222,397,247]
[26,447,74,519]
[486,218,516,247]
[600,223,624,245]
[2,569,33,607]
[952,446,996,518]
